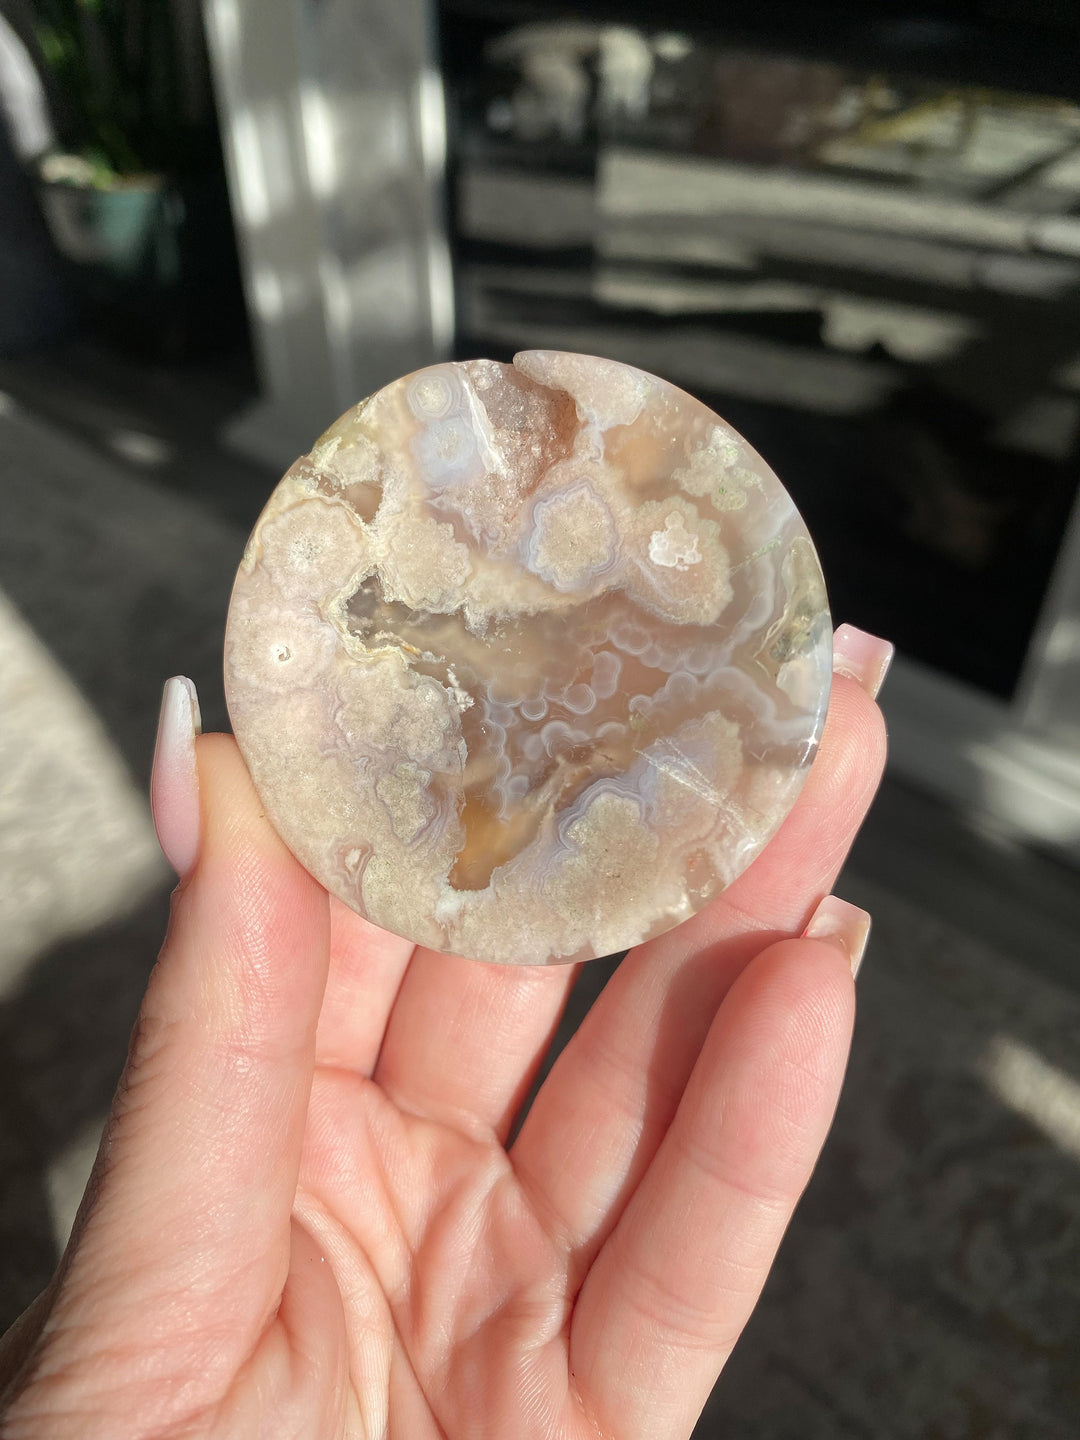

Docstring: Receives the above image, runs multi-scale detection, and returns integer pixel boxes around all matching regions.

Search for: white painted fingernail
[151,677,202,878]
[803,894,872,978]
[833,624,895,700]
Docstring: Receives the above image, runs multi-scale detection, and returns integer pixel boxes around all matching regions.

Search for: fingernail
[803,895,872,978]
[151,677,202,878]
[833,624,894,700]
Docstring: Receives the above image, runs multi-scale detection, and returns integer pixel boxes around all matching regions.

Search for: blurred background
[1,0,1079,1433]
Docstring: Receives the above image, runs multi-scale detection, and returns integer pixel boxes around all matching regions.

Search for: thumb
[11,680,331,1410]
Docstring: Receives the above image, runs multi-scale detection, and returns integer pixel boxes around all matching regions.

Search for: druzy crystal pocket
[224,351,831,965]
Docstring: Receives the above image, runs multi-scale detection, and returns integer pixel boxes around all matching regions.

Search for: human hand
[0,626,890,1440]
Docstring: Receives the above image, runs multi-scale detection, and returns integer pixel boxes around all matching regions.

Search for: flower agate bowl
[224,351,831,965]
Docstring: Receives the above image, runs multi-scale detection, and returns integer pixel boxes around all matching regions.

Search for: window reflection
[442,10,1080,699]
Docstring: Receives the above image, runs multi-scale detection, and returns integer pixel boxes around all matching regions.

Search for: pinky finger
[569,919,864,1440]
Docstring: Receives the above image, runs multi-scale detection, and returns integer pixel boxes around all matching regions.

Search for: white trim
[882,655,1080,859]
[1015,481,1080,747]
[202,0,451,451]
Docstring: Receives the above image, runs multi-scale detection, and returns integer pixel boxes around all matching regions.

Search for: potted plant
[25,0,244,356]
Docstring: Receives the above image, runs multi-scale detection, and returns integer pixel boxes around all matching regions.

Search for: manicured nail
[151,677,202,878]
[833,624,894,699]
[803,895,871,978]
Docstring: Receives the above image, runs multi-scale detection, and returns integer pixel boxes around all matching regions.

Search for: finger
[705,673,888,934]
[570,934,856,1440]
[512,674,884,1281]
[314,898,415,1075]
[37,724,331,1410]
[208,1219,353,1437]
[264,1219,352,1435]
[373,949,578,1140]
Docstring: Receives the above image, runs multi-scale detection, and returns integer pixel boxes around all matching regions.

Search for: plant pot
[35,163,246,359]
[37,172,173,271]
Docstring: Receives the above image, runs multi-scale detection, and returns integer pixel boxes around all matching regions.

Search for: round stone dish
[224,351,831,965]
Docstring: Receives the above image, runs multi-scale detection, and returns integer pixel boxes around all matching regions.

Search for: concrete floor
[1,342,1078,1436]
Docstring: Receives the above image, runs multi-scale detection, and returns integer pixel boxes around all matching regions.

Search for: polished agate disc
[224,352,831,965]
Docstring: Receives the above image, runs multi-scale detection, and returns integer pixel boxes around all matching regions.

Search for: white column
[202,0,452,465]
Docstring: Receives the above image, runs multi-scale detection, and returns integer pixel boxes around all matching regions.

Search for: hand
[0,629,889,1440]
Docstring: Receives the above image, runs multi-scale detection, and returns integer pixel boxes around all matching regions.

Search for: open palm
[0,675,884,1440]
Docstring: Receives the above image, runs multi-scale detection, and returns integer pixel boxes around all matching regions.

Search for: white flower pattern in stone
[257,499,370,601]
[227,597,337,694]
[649,512,703,570]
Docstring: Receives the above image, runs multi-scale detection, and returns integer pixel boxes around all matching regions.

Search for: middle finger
[372,947,579,1141]
[314,897,416,1074]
